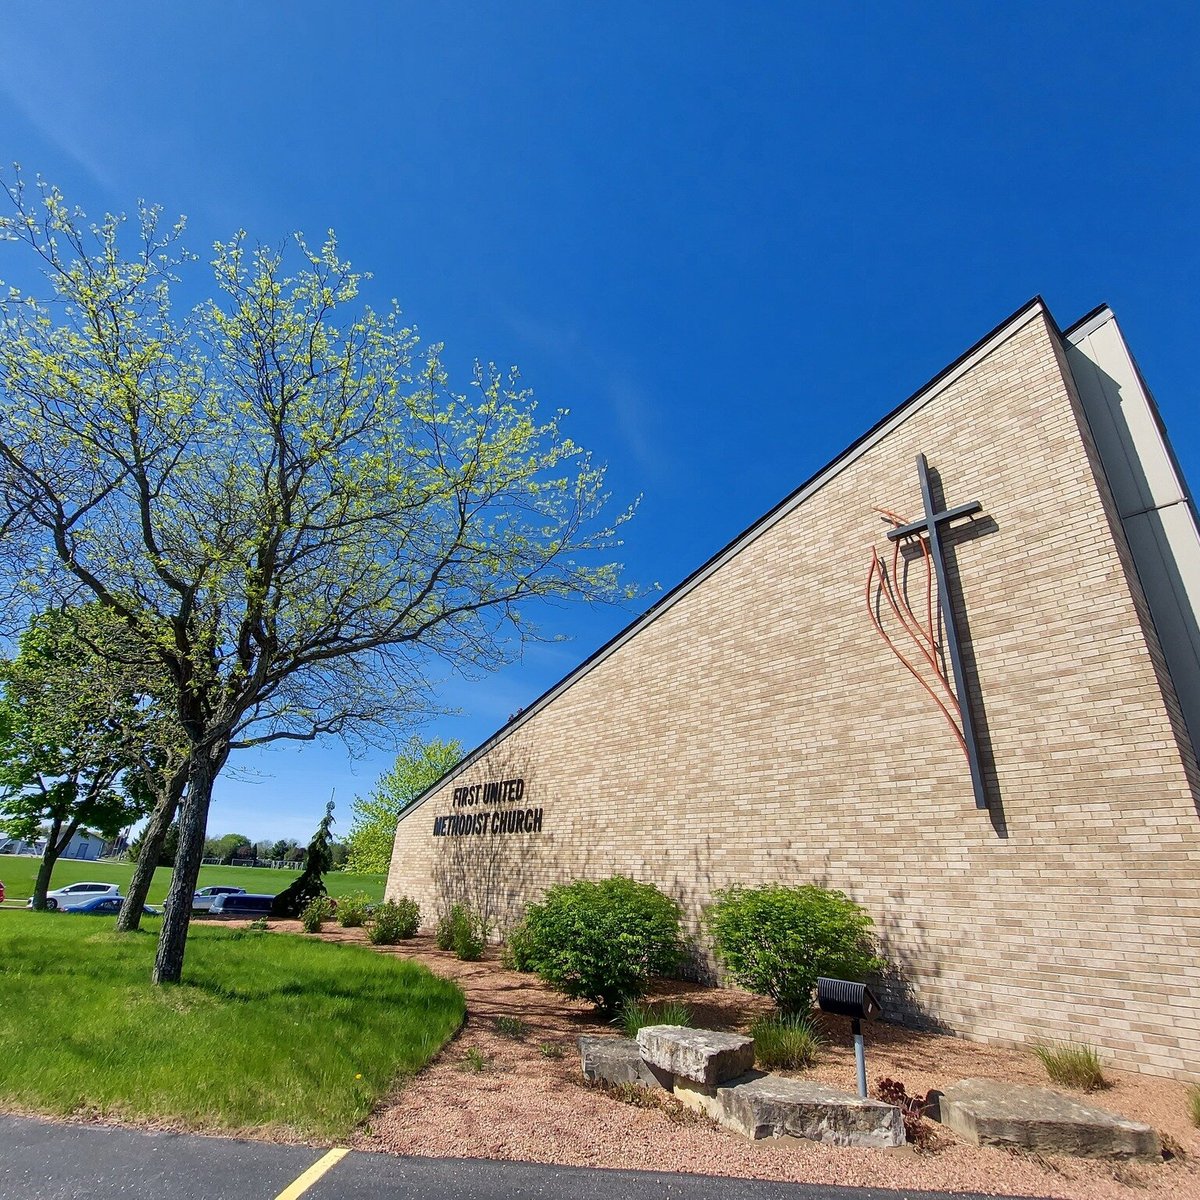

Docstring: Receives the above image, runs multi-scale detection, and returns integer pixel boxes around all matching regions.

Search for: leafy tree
[269,838,294,860]
[0,175,632,983]
[271,801,335,918]
[0,608,153,908]
[118,746,189,932]
[203,832,253,864]
[344,736,462,874]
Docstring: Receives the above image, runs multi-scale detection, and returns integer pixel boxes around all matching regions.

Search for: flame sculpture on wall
[865,508,968,759]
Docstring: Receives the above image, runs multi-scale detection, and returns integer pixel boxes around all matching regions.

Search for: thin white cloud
[500,303,669,476]
[0,63,122,195]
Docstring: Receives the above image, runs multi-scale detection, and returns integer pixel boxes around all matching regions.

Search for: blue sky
[2,3,1196,842]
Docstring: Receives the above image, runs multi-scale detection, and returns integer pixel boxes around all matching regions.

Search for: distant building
[0,830,108,860]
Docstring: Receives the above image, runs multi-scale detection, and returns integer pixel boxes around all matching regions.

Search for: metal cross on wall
[884,454,988,810]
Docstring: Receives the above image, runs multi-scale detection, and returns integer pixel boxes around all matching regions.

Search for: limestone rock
[672,1077,724,1120]
[935,1078,1159,1160]
[577,1036,668,1091]
[635,1025,755,1086]
[718,1075,905,1147]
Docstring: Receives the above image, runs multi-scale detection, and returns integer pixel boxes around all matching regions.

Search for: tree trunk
[153,743,225,984]
[117,768,186,933]
[30,814,79,910]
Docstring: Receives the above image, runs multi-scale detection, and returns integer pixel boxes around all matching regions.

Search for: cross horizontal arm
[886,499,982,541]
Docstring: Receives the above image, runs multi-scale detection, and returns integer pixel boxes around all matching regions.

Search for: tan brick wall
[388,309,1200,1080]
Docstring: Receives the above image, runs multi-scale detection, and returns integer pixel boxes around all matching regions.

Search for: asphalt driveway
[0,1114,1041,1200]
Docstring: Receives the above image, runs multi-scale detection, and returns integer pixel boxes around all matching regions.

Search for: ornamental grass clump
[1032,1041,1107,1091]
[616,999,694,1038]
[750,1012,825,1070]
[368,897,420,945]
[521,876,684,1014]
[704,884,883,1013]
[1188,1084,1200,1128]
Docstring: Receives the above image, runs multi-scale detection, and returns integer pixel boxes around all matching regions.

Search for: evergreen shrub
[521,876,684,1013]
[368,897,420,944]
[705,884,882,1013]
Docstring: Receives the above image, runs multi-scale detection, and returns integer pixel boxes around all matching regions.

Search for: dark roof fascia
[398,295,1053,818]
[1062,302,1111,341]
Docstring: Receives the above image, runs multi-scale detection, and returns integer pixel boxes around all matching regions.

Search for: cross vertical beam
[887,454,988,809]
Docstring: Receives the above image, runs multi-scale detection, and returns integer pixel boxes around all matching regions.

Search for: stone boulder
[718,1076,905,1147]
[935,1078,1159,1160]
[578,1036,669,1090]
[635,1025,755,1086]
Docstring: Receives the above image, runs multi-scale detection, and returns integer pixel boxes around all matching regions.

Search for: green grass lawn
[0,914,464,1136]
[0,855,386,904]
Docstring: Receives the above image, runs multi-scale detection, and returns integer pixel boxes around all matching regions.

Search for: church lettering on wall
[431,777,542,837]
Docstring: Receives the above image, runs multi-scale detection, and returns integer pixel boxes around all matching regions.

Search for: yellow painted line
[274,1147,350,1200]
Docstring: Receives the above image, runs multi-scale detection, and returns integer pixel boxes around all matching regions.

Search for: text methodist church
[387,298,1200,1081]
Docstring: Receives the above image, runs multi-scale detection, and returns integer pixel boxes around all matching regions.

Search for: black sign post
[886,454,988,810]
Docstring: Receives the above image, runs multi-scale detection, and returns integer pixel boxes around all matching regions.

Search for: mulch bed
[272,922,1200,1200]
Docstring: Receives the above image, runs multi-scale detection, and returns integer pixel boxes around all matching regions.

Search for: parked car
[192,885,247,913]
[62,896,160,917]
[209,892,275,918]
[26,881,121,911]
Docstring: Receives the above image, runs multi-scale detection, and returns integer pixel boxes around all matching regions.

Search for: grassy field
[0,855,386,904]
[0,914,464,1136]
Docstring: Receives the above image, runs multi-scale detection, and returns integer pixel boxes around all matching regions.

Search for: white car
[192,885,247,913]
[28,881,121,911]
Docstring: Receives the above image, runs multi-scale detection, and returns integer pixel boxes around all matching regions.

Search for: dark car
[209,892,275,917]
[62,896,160,916]
[192,885,247,913]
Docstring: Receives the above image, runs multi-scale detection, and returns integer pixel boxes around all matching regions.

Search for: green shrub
[435,905,463,951]
[522,876,684,1014]
[368,897,420,945]
[494,1016,526,1039]
[750,1012,825,1069]
[1032,1042,1106,1091]
[538,1041,564,1060]
[300,896,335,933]
[705,884,882,1013]
[453,910,485,961]
[1188,1084,1200,1128]
[436,904,484,959]
[616,998,694,1038]
[500,918,537,972]
[337,892,372,928]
